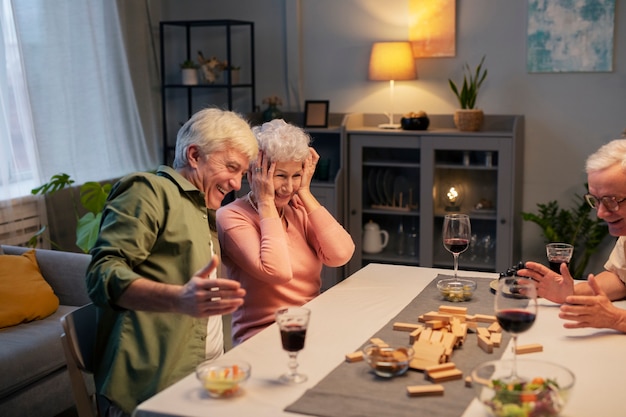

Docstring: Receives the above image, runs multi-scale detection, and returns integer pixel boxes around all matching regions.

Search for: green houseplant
[521,188,610,278]
[180,59,199,85]
[31,173,111,253]
[448,55,487,131]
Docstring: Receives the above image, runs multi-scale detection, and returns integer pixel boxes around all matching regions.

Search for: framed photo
[304,100,329,128]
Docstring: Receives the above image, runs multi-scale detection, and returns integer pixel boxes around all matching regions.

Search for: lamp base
[377,123,401,129]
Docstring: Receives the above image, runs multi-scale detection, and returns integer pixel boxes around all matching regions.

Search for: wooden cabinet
[159,20,255,164]
[344,113,524,276]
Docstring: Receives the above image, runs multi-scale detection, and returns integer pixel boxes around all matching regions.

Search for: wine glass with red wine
[442,214,471,281]
[275,306,311,384]
[494,276,538,381]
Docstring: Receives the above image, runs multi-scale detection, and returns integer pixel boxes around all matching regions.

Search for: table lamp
[368,41,417,129]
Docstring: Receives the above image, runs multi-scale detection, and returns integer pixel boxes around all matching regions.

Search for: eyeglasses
[584,193,626,212]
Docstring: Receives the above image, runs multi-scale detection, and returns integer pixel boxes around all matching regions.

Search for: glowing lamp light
[444,184,464,211]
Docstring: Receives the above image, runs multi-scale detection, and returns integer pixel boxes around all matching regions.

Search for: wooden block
[424,362,456,376]
[429,330,444,344]
[407,384,445,397]
[393,322,423,332]
[410,342,445,371]
[441,332,456,351]
[418,327,433,342]
[490,332,502,347]
[465,375,473,387]
[477,327,491,339]
[369,337,388,347]
[409,326,424,344]
[515,343,543,354]
[466,321,478,330]
[425,320,446,330]
[422,311,452,323]
[487,321,502,333]
[428,368,463,383]
[345,351,364,362]
[474,314,497,323]
[477,334,493,353]
[438,305,468,315]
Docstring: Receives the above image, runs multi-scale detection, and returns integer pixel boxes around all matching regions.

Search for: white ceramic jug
[362,220,389,254]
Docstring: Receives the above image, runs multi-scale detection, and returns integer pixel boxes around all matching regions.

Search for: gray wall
[159,0,625,273]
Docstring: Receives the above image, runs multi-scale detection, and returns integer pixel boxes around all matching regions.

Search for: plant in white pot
[448,55,487,131]
[180,59,199,85]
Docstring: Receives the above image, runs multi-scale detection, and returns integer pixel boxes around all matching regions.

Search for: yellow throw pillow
[0,250,60,328]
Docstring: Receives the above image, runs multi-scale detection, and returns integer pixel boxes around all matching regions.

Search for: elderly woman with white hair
[217,119,355,345]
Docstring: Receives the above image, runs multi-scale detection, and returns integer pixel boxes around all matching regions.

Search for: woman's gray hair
[173,108,258,169]
[252,119,311,163]
[585,139,626,174]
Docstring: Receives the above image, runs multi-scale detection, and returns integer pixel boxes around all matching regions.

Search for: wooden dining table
[133,263,626,417]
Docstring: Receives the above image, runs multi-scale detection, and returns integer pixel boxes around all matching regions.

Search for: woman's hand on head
[298,147,319,193]
[249,151,276,205]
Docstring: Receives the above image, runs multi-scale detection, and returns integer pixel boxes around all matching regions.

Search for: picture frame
[304,100,329,128]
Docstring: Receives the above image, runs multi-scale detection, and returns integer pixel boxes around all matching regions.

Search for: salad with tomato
[484,377,565,417]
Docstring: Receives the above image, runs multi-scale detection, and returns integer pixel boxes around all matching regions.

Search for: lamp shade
[368,42,417,81]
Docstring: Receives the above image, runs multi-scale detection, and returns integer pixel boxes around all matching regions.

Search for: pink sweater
[216,197,355,345]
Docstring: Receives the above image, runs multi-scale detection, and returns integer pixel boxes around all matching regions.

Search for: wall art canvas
[527,0,615,73]
[409,0,455,58]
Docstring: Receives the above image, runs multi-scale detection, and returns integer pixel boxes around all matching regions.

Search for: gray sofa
[0,245,92,417]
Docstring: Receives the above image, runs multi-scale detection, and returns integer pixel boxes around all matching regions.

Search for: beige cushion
[0,250,59,328]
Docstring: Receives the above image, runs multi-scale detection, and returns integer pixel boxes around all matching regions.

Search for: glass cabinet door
[348,134,420,273]
[421,137,515,272]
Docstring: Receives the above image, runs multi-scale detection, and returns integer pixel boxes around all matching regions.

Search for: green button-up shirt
[86,166,221,414]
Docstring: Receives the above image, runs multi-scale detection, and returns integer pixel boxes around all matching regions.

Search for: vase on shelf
[262,104,283,122]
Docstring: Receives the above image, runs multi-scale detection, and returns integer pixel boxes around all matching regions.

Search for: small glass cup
[546,243,574,273]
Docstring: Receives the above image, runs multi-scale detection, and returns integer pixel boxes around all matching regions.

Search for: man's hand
[178,255,246,317]
[559,275,626,331]
[517,261,575,304]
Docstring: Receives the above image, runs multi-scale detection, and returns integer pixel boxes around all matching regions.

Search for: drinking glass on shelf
[494,276,538,382]
[546,243,574,273]
[275,307,311,384]
[442,214,471,281]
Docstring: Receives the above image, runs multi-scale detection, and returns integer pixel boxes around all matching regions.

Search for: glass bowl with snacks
[362,344,414,378]
[196,359,251,398]
[437,278,477,302]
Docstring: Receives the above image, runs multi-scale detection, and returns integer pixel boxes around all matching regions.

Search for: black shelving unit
[159,19,256,164]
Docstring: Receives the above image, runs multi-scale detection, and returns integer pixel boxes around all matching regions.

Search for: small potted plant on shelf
[448,55,487,131]
[180,59,199,85]
[262,95,283,122]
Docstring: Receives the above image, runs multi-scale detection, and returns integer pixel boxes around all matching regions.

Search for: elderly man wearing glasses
[520,139,626,332]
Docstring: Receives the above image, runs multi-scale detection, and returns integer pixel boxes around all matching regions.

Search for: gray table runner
[285,274,510,417]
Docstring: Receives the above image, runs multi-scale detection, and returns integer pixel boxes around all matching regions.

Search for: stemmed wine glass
[494,276,538,382]
[275,307,311,384]
[442,214,471,281]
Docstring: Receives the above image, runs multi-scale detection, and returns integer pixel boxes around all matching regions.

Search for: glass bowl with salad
[471,359,575,417]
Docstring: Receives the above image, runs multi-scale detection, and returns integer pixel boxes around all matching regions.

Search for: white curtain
[2,0,159,195]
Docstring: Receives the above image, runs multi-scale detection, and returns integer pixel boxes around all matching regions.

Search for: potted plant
[180,59,199,85]
[521,187,610,278]
[30,173,111,253]
[448,55,487,131]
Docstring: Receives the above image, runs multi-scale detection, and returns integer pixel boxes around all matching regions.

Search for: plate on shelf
[376,169,387,206]
[368,169,381,205]
[383,169,395,205]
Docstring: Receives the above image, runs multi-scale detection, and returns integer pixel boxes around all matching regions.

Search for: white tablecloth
[134,264,626,417]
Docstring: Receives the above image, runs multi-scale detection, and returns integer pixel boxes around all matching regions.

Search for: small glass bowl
[362,344,414,378]
[437,278,477,302]
[195,359,251,398]
[471,359,575,417]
